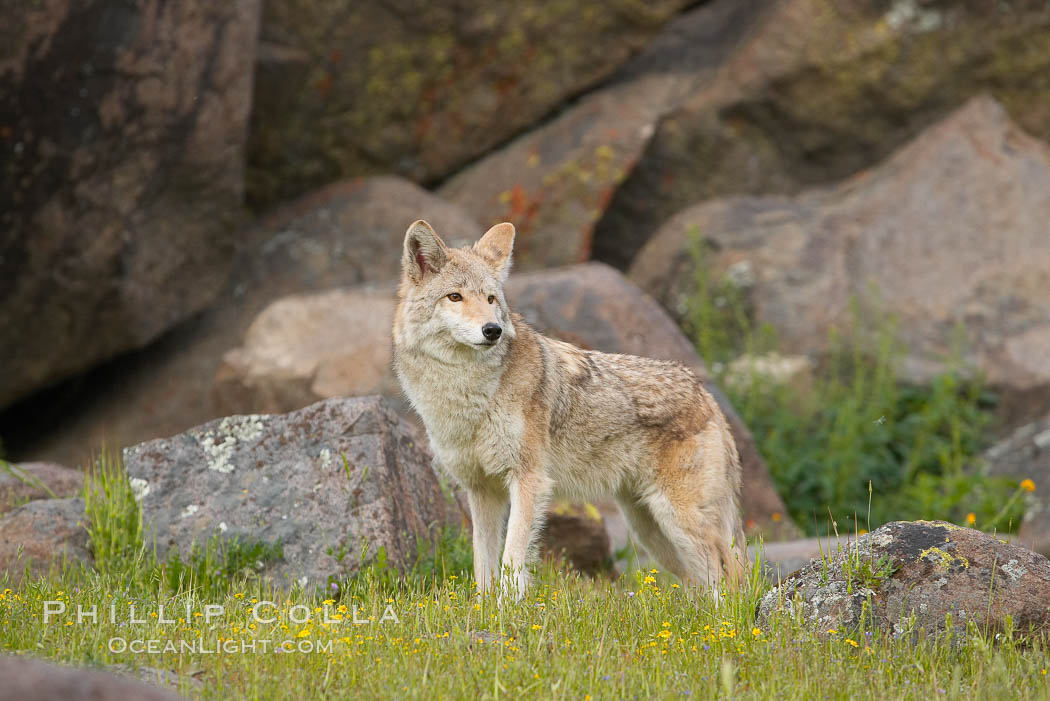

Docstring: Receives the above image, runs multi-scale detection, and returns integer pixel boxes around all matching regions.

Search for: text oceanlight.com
[107,637,334,655]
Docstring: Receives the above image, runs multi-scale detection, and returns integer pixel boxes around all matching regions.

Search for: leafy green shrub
[684,232,1024,535]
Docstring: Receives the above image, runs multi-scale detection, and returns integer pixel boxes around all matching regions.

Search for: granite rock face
[0,0,261,408]
[440,0,771,269]
[594,0,1050,269]
[123,397,465,589]
[247,0,691,205]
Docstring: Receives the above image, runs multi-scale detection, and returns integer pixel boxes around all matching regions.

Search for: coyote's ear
[474,222,515,281]
[402,220,449,282]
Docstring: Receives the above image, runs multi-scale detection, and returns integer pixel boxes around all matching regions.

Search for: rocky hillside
[3,0,1049,567]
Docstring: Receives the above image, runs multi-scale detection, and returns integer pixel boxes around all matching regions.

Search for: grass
[683,233,1028,535]
[2,451,1048,699]
[2,541,1048,700]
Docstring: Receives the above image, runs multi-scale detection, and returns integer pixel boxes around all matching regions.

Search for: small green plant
[684,230,1022,534]
[82,448,144,574]
[343,526,474,595]
[159,537,284,600]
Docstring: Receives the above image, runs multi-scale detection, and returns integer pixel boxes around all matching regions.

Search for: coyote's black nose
[482,323,502,341]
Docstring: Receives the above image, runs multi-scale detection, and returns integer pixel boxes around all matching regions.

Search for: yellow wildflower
[845,638,859,648]
[1020,478,1036,492]
[966,512,977,526]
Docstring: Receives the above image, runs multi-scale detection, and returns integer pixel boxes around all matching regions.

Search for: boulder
[3,177,481,468]
[757,520,1050,638]
[213,289,401,417]
[630,97,1050,403]
[751,536,827,583]
[0,498,93,586]
[247,0,691,205]
[0,0,261,409]
[439,0,769,269]
[540,502,612,578]
[0,656,184,701]
[122,397,465,588]
[593,0,1050,269]
[983,414,1050,558]
[1,462,83,514]
[213,263,797,540]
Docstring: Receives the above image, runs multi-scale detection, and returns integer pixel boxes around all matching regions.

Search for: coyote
[393,220,747,599]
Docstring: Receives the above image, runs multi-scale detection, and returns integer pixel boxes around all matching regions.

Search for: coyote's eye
[447,292,462,302]
[487,295,495,304]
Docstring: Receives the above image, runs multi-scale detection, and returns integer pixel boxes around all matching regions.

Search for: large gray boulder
[630,97,1050,407]
[0,0,261,408]
[123,397,464,588]
[0,656,184,701]
[758,520,1050,638]
[593,0,1050,269]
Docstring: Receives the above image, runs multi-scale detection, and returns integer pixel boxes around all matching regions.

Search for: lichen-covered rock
[247,0,691,206]
[0,655,185,701]
[1,462,83,514]
[122,397,464,589]
[0,0,261,409]
[0,498,93,586]
[593,0,1050,269]
[439,0,768,269]
[629,97,1050,401]
[983,414,1050,558]
[757,520,1050,638]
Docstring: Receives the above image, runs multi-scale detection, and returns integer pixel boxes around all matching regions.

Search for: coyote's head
[397,220,517,354]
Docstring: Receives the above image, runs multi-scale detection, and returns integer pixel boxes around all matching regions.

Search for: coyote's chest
[396,351,505,482]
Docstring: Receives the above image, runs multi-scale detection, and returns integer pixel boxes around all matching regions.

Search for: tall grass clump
[82,448,144,574]
[684,232,1023,535]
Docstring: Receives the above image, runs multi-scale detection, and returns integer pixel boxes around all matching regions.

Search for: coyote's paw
[497,568,529,607]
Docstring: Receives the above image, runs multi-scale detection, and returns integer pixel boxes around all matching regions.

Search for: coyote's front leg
[500,471,553,603]
[467,487,507,593]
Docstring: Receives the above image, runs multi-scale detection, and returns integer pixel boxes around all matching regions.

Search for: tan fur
[393,220,748,600]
